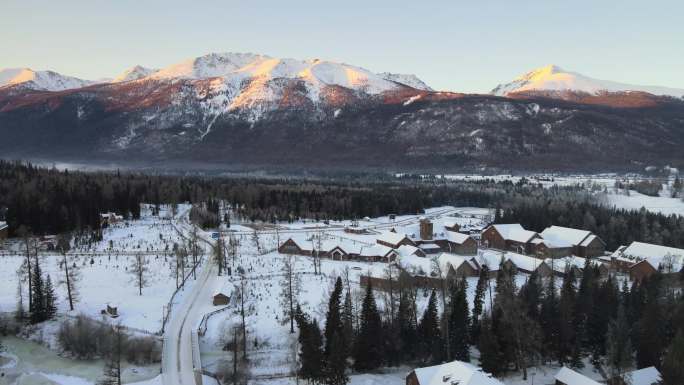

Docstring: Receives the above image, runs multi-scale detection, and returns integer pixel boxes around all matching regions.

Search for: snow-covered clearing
[0,205,196,333]
[601,188,684,217]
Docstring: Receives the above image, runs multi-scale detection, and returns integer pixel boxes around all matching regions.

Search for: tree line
[2,161,684,252]
[294,264,684,385]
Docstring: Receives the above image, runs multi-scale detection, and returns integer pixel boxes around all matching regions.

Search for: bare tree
[228,234,239,266]
[214,234,227,276]
[129,254,150,296]
[237,273,249,360]
[431,255,451,361]
[279,254,302,333]
[188,227,201,280]
[58,233,80,311]
[251,229,261,254]
[172,245,188,288]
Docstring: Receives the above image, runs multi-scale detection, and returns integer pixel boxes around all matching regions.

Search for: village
[0,200,682,385]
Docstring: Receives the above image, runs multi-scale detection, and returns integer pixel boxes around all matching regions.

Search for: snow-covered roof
[442,219,459,228]
[396,254,434,277]
[436,253,477,277]
[618,241,684,272]
[506,253,546,272]
[377,230,410,246]
[554,367,601,385]
[419,243,442,250]
[359,244,395,258]
[0,221,7,230]
[491,224,538,243]
[545,256,602,273]
[412,360,504,385]
[579,234,599,247]
[213,280,235,297]
[445,231,471,245]
[624,366,661,385]
[396,244,422,258]
[473,250,505,272]
[541,226,594,247]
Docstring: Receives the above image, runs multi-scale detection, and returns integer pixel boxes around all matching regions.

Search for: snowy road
[162,258,216,385]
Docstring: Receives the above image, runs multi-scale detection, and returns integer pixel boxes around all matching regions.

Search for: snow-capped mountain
[492,65,684,98]
[147,52,419,96]
[378,72,433,91]
[0,68,93,91]
[112,65,158,82]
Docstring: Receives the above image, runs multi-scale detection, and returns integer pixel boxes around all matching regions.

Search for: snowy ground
[0,203,638,385]
[0,336,159,385]
[0,205,195,333]
[601,187,684,216]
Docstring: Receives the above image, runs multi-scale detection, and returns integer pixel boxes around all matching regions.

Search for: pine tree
[418,290,442,364]
[519,269,542,320]
[44,275,57,320]
[30,258,46,324]
[660,331,684,385]
[471,265,488,343]
[448,278,470,361]
[605,303,632,383]
[326,331,349,385]
[539,273,560,362]
[353,282,383,371]
[295,306,324,384]
[559,269,580,366]
[478,312,503,375]
[324,277,344,356]
[397,286,418,362]
[636,295,666,368]
[323,278,347,385]
[576,258,597,352]
[588,275,618,365]
[341,291,354,355]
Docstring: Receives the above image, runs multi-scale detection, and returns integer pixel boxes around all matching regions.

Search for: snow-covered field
[0,206,195,334]
[601,188,684,217]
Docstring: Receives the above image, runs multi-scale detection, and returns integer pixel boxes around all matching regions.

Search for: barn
[376,230,415,249]
[278,238,312,256]
[540,226,606,258]
[614,241,684,275]
[437,253,479,279]
[437,231,478,255]
[481,224,540,254]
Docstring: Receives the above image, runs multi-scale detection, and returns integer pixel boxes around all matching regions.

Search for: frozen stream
[0,336,159,385]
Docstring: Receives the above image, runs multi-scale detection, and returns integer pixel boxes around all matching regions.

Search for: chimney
[420,218,433,240]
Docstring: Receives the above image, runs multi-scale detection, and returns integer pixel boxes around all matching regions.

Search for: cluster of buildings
[481,224,606,259]
[278,217,479,264]
[279,217,684,286]
[405,360,661,385]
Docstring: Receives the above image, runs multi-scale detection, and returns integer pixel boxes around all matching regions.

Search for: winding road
[159,206,471,384]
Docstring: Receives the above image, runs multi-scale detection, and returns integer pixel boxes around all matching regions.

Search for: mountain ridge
[492,64,684,99]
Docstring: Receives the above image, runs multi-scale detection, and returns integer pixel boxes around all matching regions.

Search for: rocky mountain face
[1,55,683,172]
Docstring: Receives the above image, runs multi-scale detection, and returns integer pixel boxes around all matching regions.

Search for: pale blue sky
[2,0,682,93]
